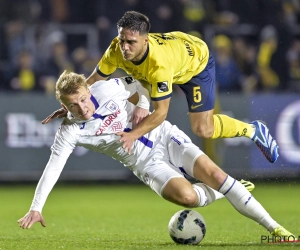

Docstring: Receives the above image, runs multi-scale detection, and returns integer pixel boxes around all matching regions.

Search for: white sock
[218,175,279,232]
[192,183,224,207]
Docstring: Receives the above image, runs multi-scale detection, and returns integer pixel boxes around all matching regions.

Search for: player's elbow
[161,111,168,121]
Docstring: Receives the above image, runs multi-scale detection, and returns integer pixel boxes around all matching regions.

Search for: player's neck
[132,44,149,65]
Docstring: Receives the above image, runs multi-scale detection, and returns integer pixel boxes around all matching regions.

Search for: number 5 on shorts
[193,86,201,103]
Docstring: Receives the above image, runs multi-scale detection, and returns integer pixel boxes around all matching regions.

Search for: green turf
[0,182,299,250]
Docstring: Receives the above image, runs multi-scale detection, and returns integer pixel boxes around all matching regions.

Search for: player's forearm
[130,109,166,139]
[135,81,150,109]
[30,153,67,212]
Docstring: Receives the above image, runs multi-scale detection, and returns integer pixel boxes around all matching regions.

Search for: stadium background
[0,0,299,182]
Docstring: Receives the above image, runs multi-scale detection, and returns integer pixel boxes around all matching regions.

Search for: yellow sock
[212,114,254,139]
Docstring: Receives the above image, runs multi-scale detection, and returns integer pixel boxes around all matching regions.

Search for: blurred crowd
[1,0,300,94]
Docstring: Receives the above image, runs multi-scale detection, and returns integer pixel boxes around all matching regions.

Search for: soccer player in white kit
[18,71,293,240]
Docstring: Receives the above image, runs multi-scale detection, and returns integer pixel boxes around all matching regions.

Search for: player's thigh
[178,52,216,113]
[135,157,185,197]
[193,154,227,190]
[166,125,204,177]
[167,126,226,189]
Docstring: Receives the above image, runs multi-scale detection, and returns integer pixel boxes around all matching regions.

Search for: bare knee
[191,123,214,139]
[189,110,215,139]
[211,169,227,186]
[193,155,227,190]
[162,182,199,208]
[177,189,199,208]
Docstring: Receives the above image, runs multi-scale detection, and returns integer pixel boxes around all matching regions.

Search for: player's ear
[144,36,149,44]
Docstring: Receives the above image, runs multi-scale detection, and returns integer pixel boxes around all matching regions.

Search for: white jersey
[30,77,204,213]
[30,78,166,212]
[51,78,159,169]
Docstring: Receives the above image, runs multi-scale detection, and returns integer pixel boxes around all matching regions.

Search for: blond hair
[55,70,87,102]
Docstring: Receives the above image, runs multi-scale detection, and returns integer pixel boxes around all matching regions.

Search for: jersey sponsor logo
[122,76,136,84]
[191,104,203,110]
[95,110,121,135]
[105,100,119,113]
[157,81,168,93]
[111,121,123,132]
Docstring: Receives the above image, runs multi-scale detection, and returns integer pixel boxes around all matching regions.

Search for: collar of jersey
[132,44,149,66]
[90,94,107,120]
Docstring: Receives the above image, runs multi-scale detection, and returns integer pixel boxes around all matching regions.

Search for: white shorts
[134,121,204,196]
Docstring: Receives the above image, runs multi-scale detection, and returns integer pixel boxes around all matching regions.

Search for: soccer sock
[218,175,279,232]
[193,183,224,207]
[211,114,254,139]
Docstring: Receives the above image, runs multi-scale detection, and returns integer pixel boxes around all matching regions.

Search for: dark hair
[117,11,150,35]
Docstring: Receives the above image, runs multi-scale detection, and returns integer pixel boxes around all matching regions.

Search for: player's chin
[80,113,92,120]
[122,54,132,61]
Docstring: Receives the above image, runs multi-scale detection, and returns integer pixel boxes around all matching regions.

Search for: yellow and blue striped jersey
[97,31,209,101]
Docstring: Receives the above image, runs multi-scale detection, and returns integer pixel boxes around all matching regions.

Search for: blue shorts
[179,52,216,112]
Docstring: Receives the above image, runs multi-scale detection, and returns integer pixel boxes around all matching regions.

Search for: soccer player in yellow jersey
[43,11,278,163]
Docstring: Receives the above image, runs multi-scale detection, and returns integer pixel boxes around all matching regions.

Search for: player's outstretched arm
[41,105,67,124]
[17,211,46,229]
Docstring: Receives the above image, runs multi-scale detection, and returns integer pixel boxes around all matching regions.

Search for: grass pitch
[0,182,299,250]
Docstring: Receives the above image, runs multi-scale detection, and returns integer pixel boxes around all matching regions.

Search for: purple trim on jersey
[90,95,99,109]
[92,113,107,120]
[96,66,111,77]
[114,78,120,85]
[151,92,172,101]
[80,123,86,130]
[90,95,108,120]
[124,128,153,148]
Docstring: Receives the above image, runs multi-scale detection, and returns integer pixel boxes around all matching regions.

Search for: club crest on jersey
[105,100,119,113]
[122,76,136,84]
[157,81,168,93]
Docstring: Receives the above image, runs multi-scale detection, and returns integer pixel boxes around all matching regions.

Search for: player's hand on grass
[130,106,149,129]
[42,106,67,124]
[17,211,46,229]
